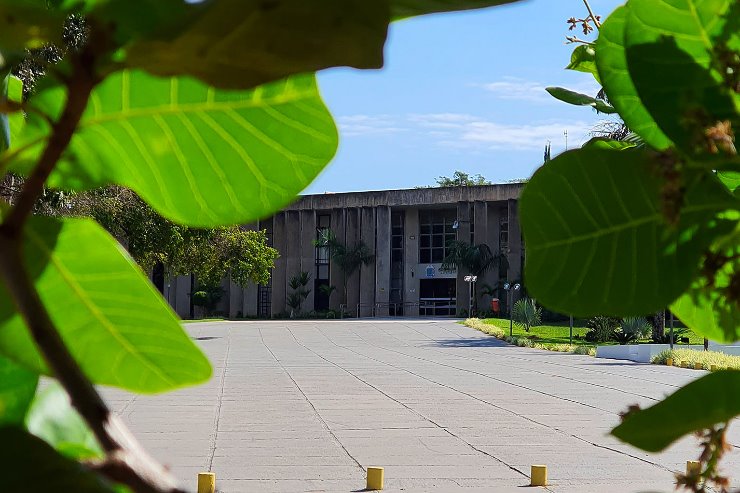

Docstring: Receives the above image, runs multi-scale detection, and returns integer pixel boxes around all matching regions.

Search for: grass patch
[182,317,226,323]
[652,348,740,370]
[464,318,596,356]
[483,318,594,346]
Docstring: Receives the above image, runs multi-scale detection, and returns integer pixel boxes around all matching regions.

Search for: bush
[512,298,542,332]
[585,316,620,342]
[613,316,652,344]
[652,349,740,370]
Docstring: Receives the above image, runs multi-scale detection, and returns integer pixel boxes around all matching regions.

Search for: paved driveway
[102,320,739,492]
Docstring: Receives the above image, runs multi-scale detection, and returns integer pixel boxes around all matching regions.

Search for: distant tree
[441,241,507,314]
[314,229,374,308]
[287,271,311,317]
[435,170,492,187]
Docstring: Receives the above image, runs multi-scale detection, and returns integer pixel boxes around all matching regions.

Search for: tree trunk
[648,311,665,341]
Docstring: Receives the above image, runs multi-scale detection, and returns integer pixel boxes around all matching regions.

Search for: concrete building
[164,184,525,318]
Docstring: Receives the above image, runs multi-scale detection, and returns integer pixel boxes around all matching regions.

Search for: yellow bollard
[197,472,216,493]
[666,358,673,366]
[531,465,547,486]
[686,461,701,476]
[694,362,703,370]
[711,365,718,372]
[681,361,689,368]
[367,467,384,490]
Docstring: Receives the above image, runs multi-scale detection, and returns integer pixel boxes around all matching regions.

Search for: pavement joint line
[419,321,687,389]
[258,327,365,473]
[206,326,231,472]
[392,321,674,400]
[307,324,680,478]
[289,325,531,481]
[343,325,617,415]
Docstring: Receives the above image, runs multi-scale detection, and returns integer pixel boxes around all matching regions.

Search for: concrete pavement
[101,319,740,492]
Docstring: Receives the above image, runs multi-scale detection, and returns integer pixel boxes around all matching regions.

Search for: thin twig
[581,0,601,29]
[565,35,595,45]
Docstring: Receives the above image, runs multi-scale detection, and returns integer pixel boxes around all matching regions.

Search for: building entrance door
[419,278,456,316]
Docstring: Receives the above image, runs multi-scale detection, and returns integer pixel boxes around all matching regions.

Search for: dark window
[390,211,405,315]
[315,213,331,281]
[419,209,456,265]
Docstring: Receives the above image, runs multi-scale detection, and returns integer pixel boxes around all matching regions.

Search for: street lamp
[503,282,520,336]
[464,275,477,317]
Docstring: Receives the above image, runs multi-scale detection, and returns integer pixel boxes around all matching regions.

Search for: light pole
[464,275,477,317]
[503,282,520,336]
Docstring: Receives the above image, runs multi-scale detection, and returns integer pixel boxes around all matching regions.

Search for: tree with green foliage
[441,240,507,314]
[435,170,492,187]
[528,0,739,487]
[0,0,737,491]
[287,271,311,317]
[314,229,374,309]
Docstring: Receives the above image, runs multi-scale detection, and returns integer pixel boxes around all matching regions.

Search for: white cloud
[477,77,601,104]
[335,114,406,137]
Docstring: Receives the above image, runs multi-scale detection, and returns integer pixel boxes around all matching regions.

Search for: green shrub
[585,316,620,342]
[652,349,740,370]
[512,298,542,332]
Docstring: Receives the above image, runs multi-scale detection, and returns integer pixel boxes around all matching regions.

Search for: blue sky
[305,0,625,193]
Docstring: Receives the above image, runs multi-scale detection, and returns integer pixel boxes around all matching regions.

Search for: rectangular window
[315,213,331,280]
[419,209,456,265]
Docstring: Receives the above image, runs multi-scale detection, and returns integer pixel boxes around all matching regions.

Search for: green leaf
[670,221,740,343]
[390,0,522,18]
[0,355,37,425]
[566,45,600,84]
[0,426,116,493]
[718,171,740,193]
[0,215,212,392]
[0,1,65,61]
[5,71,337,227]
[520,148,738,317]
[116,0,390,90]
[26,383,102,460]
[595,5,672,151]
[612,370,740,452]
[581,137,638,151]
[545,86,616,114]
[0,72,9,152]
[623,0,739,157]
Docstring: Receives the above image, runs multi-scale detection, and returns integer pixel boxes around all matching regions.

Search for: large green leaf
[520,148,738,316]
[612,371,740,452]
[545,86,616,114]
[623,0,739,157]
[115,0,390,90]
[0,426,116,493]
[0,72,9,152]
[0,355,37,425]
[0,215,211,392]
[4,71,337,226]
[595,6,672,151]
[718,171,740,193]
[390,0,522,18]
[670,222,740,343]
[0,1,65,62]
[566,45,600,84]
[26,383,103,460]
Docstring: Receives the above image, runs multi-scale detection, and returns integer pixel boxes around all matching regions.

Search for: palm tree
[314,229,374,308]
[441,241,507,314]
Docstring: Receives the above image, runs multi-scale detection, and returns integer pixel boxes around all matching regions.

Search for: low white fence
[596,342,740,363]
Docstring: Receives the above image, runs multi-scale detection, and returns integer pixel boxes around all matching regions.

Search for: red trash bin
[491,298,500,314]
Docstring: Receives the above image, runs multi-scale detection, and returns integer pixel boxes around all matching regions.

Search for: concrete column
[359,208,376,316]
[473,200,491,311]
[329,209,346,311]
[285,210,302,312]
[456,201,471,315]
[239,222,260,317]
[171,274,192,318]
[271,213,287,317]
[508,199,523,304]
[375,206,391,316]
[228,276,242,318]
[403,208,419,316]
[300,209,316,313]
[488,205,503,308]
[345,208,360,316]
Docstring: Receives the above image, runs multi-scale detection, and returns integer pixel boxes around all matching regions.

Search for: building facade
[163,184,525,318]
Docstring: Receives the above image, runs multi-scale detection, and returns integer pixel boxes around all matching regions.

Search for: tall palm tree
[441,241,507,314]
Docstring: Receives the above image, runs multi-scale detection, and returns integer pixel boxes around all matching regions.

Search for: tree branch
[581,0,601,29]
[0,55,191,493]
